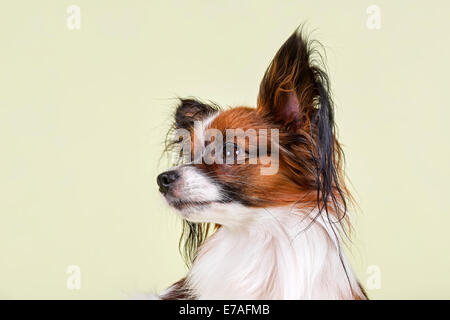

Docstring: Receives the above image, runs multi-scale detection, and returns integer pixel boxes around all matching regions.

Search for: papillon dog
[155,29,367,300]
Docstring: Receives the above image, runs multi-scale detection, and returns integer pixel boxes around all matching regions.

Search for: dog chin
[164,197,212,217]
[172,200,212,211]
[165,197,252,226]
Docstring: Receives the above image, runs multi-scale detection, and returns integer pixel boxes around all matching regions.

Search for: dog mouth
[168,199,214,210]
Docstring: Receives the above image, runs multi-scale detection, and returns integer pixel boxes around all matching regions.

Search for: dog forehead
[190,107,270,146]
[208,107,265,132]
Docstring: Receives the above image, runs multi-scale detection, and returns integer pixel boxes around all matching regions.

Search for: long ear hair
[164,98,220,267]
[257,26,358,293]
[257,28,351,227]
[178,221,211,268]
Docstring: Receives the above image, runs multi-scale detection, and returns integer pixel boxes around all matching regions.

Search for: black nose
[157,170,179,194]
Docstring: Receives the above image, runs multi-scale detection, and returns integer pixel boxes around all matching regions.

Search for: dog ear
[175,98,218,129]
[258,30,346,218]
[257,30,324,133]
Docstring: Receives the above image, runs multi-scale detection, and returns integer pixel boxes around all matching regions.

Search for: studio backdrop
[0,0,449,299]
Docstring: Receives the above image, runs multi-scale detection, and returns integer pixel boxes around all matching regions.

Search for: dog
[155,29,367,300]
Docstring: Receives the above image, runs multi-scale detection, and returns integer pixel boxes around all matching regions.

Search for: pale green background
[1,0,449,299]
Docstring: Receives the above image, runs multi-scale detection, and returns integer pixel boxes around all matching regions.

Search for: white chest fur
[185,207,363,299]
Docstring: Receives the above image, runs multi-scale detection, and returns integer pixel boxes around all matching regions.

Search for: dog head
[158,30,348,230]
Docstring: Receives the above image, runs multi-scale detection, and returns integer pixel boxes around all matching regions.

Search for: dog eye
[224,142,246,163]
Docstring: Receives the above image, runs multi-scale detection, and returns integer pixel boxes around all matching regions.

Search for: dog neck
[185,206,366,299]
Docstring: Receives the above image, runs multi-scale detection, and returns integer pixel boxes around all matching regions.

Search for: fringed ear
[179,221,211,268]
[257,29,348,220]
[164,98,220,166]
[257,30,319,133]
[175,98,219,129]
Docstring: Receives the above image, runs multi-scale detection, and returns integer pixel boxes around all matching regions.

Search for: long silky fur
[257,28,356,291]
[162,27,365,298]
[164,98,221,267]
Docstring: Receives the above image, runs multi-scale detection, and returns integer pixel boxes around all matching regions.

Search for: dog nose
[157,170,179,194]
